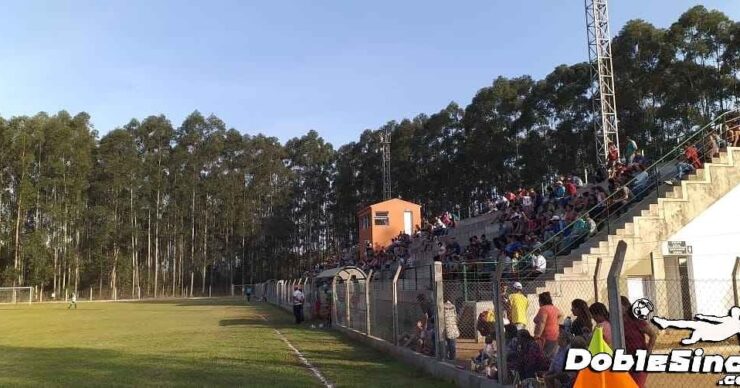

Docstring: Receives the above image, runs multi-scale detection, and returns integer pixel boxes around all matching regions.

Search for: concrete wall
[663,183,740,316]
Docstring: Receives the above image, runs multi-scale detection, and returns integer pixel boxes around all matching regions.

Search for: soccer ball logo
[631,298,654,321]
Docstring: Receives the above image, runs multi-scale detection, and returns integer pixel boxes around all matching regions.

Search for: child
[67,293,77,310]
[470,335,496,373]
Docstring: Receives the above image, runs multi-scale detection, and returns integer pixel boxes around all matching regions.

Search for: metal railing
[527,110,739,273]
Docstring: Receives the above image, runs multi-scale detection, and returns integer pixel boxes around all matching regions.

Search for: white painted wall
[665,183,740,316]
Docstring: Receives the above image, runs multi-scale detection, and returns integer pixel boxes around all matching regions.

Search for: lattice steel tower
[585,0,620,167]
[380,128,392,200]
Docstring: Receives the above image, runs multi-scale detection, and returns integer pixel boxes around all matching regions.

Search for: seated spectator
[480,234,492,257]
[684,144,703,170]
[570,174,585,187]
[433,217,447,236]
[709,130,720,159]
[508,329,550,381]
[448,237,462,256]
[543,330,586,388]
[433,241,446,262]
[522,251,547,280]
[564,178,578,197]
[470,335,496,375]
[630,164,650,199]
[667,154,696,185]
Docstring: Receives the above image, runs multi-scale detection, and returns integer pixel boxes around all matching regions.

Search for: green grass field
[0,298,451,387]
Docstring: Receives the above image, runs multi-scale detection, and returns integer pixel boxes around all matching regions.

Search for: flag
[572,327,638,388]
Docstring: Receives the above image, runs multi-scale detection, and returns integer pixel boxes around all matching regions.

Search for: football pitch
[0,298,450,387]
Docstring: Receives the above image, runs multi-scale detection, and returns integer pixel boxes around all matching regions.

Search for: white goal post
[0,287,33,304]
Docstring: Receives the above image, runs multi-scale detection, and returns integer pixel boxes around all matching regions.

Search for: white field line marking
[259,314,334,388]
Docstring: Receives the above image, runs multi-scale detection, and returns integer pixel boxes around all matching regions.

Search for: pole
[432,262,445,361]
[733,257,740,308]
[392,265,402,345]
[593,257,602,302]
[492,261,508,384]
[366,270,373,336]
[607,240,628,349]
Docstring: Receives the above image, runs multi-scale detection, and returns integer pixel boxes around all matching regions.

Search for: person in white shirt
[293,286,305,324]
[67,292,77,310]
[532,254,547,275]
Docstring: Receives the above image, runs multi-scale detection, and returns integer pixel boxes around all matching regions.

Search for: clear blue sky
[1,1,738,146]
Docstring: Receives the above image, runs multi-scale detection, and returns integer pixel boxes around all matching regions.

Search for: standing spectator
[607,141,619,168]
[533,292,563,359]
[570,299,593,337]
[68,292,77,310]
[293,286,305,324]
[544,331,586,388]
[625,136,638,165]
[443,300,460,360]
[509,282,529,330]
[621,296,657,388]
[365,241,373,259]
[588,302,612,346]
[245,285,252,302]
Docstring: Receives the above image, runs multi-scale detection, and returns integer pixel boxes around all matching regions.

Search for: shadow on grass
[219,318,268,327]
[129,297,248,307]
[0,345,315,388]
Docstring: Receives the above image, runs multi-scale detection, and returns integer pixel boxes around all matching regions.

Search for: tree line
[0,6,736,297]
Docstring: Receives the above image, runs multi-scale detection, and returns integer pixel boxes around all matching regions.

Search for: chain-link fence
[335,281,348,327]
[638,278,739,388]
[348,278,368,333]
[396,265,436,357]
[369,269,396,342]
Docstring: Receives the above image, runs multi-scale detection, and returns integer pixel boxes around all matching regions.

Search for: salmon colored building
[357,198,421,259]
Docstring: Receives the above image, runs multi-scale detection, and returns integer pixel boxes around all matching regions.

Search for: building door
[403,211,413,235]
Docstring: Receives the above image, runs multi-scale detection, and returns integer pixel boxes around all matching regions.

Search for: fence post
[392,265,402,345]
[366,270,373,336]
[607,240,628,350]
[492,260,508,384]
[433,262,445,361]
[733,257,740,308]
[345,278,351,327]
[593,257,602,302]
[331,275,339,327]
[463,263,469,302]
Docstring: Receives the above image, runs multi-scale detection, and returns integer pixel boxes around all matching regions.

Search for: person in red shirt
[684,144,702,170]
[607,142,619,167]
[533,291,564,359]
[621,296,657,388]
[565,179,577,197]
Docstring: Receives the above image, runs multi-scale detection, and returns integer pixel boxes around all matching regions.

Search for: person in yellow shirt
[509,281,529,330]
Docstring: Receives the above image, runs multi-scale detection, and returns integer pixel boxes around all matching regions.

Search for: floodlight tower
[585,0,620,167]
[380,128,392,200]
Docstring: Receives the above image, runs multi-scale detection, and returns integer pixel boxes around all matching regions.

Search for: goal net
[0,287,33,304]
